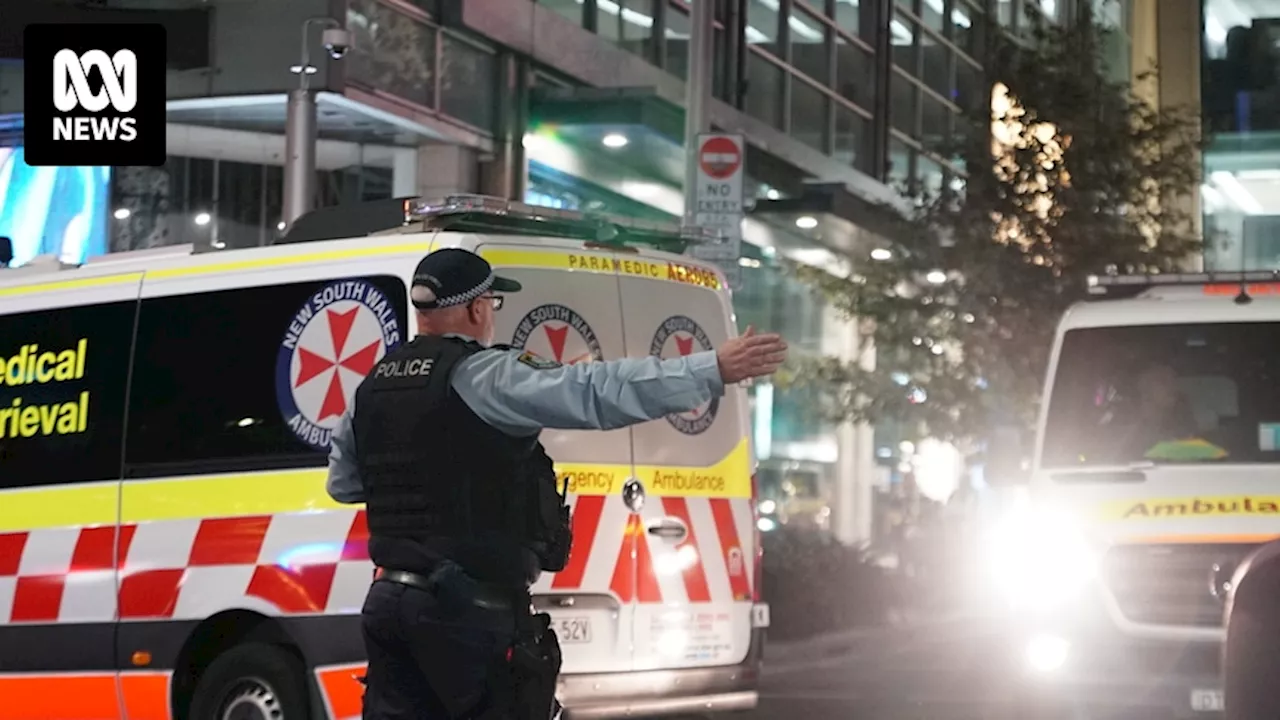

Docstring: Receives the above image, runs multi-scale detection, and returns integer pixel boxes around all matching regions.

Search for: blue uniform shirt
[325,334,725,504]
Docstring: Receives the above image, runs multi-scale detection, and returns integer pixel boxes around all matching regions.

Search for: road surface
[744,619,1174,720]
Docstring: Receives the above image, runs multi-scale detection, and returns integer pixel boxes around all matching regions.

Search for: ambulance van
[0,196,768,720]
[982,271,1280,717]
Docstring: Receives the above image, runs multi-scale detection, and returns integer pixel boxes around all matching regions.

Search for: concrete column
[822,303,875,546]
[1156,0,1204,268]
[415,143,479,199]
[392,149,418,198]
[479,53,531,200]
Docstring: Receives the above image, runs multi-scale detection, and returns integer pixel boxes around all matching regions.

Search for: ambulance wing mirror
[0,237,11,268]
[984,427,1030,487]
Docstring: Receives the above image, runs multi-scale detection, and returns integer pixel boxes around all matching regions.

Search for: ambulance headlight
[983,503,1096,612]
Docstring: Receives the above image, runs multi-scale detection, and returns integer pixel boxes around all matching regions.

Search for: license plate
[554,617,592,644]
[1190,688,1224,712]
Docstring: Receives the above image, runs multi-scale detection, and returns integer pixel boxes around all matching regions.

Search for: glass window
[834,103,869,168]
[952,1,980,58]
[125,276,409,475]
[345,0,436,108]
[891,12,917,74]
[1042,323,1280,467]
[955,56,982,110]
[920,0,944,33]
[923,46,954,100]
[0,301,136,490]
[833,0,859,38]
[745,50,786,129]
[746,0,782,47]
[791,77,830,152]
[538,0,584,27]
[598,0,657,58]
[890,69,919,135]
[665,1,691,80]
[918,153,944,197]
[440,35,497,131]
[835,35,873,110]
[790,6,831,85]
[921,90,952,145]
[996,0,1015,26]
[888,135,916,188]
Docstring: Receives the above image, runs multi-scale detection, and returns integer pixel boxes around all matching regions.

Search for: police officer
[326,248,788,720]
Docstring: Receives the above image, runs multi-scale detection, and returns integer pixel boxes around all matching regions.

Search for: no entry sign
[691,133,745,289]
[699,136,742,180]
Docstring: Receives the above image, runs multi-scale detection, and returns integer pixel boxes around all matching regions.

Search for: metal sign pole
[682,0,714,225]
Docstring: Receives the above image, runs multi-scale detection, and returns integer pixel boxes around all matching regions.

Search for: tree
[785,7,1203,444]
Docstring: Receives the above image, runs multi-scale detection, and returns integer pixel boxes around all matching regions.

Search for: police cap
[410,248,522,310]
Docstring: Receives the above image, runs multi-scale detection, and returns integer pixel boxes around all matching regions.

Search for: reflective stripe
[0,241,432,299]
[316,663,367,720]
[0,439,750,533]
[0,672,170,720]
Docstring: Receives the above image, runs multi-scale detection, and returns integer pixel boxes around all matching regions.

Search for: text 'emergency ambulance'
[0,340,90,439]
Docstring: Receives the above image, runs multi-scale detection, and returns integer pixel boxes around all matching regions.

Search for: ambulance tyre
[188,642,310,720]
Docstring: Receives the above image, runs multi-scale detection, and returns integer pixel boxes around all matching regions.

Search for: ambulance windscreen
[1041,323,1280,467]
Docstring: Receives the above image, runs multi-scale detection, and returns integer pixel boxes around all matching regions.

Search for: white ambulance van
[981,271,1280,718]
[0,196,767,720]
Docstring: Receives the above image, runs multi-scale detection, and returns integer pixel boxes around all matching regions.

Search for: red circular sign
[699,136,741,180]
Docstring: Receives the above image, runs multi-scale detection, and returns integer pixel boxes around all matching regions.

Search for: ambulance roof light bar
[403,195,725,253]
[1086,270,1280,298]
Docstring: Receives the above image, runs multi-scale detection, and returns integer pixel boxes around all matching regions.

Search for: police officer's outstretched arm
[453,325,788,436]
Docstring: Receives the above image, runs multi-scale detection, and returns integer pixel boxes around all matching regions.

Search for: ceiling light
[1211,171,1263,214]
[765,188,781,200]
[194,212,212,226]
[795,216,818,229]
[871,248,892,261]
[277,221,287,231]
[926,270,947,284]
[113,208,131,220]
[602,133,629,148]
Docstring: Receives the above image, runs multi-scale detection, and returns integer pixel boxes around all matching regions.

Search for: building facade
[0,0,1130,544]
[1200,0,1280,269]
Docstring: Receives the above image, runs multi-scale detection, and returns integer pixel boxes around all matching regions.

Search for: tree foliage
[785,8,1203,443]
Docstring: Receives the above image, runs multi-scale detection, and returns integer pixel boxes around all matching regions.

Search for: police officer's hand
[717,326,788,383]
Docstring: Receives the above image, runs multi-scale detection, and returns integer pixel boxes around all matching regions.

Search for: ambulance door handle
[647,518,688,541]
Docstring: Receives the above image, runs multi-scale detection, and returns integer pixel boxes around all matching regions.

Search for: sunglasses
[477,294,504,311]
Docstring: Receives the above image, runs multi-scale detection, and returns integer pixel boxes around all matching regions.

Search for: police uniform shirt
[325,333,725,503]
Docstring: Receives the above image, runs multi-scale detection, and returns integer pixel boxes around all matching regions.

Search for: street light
[282,17,352,232]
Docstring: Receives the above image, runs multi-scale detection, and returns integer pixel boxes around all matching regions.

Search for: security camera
[322,28,352,59]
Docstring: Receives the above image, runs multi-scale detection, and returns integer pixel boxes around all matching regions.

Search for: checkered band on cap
[431,272,494,308]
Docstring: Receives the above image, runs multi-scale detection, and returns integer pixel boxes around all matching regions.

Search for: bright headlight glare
[984,502,1096,611]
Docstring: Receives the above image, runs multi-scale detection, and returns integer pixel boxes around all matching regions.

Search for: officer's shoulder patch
[517,351,561,370]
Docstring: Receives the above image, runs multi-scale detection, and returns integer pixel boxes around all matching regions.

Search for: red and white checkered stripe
[532,494,755,604]
[0,495,753,624]
[0,511,373,624]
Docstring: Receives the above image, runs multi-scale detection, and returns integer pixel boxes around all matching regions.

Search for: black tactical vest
[352,335,539,587]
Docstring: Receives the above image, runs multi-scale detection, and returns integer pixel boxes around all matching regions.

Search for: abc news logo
[24,24,166,167]
[53,49,139,143]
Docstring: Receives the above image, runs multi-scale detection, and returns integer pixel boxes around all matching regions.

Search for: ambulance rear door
[615,254,756,672]
[475,239,635,675]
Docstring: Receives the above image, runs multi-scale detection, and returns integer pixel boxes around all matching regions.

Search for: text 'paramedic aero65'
[0,196,769,720]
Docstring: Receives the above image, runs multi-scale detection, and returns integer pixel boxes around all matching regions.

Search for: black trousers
[361,579,517,719]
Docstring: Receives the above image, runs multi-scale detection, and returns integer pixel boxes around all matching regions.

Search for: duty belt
[374,567,523,611]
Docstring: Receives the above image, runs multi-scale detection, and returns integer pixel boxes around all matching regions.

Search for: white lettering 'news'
[52,48,138,113]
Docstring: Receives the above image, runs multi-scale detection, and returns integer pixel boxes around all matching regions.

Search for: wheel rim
[219,678,285,720]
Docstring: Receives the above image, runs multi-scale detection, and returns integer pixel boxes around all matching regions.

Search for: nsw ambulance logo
[650,315,718,435]
[511,303,603,365]
[275,279,403,450]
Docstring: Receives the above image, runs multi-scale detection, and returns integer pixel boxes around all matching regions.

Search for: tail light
[750,472,763,603]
